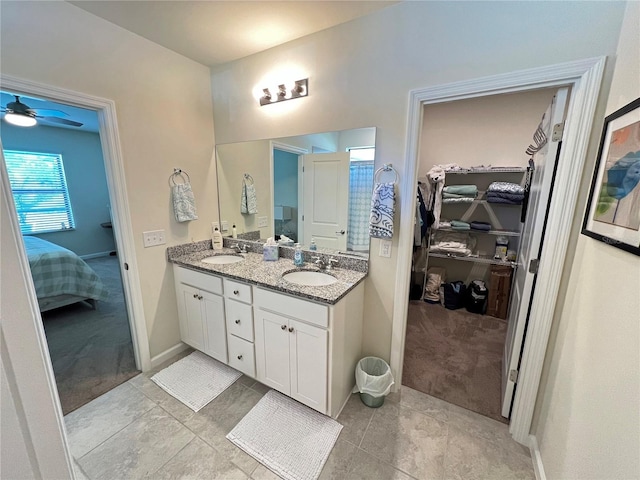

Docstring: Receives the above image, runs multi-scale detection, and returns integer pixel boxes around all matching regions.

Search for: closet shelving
[421,167,527,297]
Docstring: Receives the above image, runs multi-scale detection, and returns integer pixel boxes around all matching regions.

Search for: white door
[501,87,569,418]
[301,152,350,250]
[289,319,328,413]
[255,309,291,394]
[201,290,227,363]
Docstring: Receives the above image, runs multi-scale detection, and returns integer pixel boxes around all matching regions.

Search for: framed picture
[582,97,640,256]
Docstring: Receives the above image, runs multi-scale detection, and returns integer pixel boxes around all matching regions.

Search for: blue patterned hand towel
[369,182,396,238]
[172,182,198,222]
[241,179,258,214]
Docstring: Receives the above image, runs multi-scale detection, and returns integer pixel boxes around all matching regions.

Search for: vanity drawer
[228,335,255,377]
[254,287,328,328]
[174,265,222,295]
[224,278,252,304]
[225,298,254,342]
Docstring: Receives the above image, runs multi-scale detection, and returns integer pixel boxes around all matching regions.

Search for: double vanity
[167,239,367,418]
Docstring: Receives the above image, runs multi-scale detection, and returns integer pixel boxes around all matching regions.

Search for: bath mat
[227,390,342,480]
[151,351,241,412]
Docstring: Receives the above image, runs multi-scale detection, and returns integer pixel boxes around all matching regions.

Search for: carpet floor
[41,255,139,415]
[402,301,508,423]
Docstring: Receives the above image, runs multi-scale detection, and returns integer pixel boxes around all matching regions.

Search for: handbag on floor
[443,281,467,310]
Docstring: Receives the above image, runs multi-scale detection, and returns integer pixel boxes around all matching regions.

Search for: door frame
[390,57,606,445]
[1,74,151,372]
[270,141,308,242]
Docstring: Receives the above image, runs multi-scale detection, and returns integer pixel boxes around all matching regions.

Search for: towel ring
[374,163,399,184]
[169,168,191,186]
[243,173,254,184]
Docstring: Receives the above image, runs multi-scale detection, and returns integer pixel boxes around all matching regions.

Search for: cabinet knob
[237,355,243,360]
[288,327,294,333]
[235,319,241,324]
[198,295,203,300]
[281,325,287,330]
[193,293,198,298]
[233,290,239,295]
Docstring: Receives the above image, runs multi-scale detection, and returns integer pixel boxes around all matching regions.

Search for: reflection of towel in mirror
[369,182,396,238]
[241,180,258,214]
[172,182,198,222]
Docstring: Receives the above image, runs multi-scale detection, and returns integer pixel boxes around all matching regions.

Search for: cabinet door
[201,290,227,363]
[177,283,206,352]
[255,309,290,394]
[289,319,328,413]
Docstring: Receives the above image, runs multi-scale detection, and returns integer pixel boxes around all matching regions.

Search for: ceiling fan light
[4,112,37,127]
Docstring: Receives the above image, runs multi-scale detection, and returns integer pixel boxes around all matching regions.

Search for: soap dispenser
[212,227,223,250]
[293,243,304,267]
[309,238,317,251]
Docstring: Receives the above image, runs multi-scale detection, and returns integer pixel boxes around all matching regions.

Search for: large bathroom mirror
[216,127,376,257]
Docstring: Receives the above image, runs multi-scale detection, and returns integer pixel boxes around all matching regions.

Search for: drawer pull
[288,327,294,333]
[233,290,239,295]
[235,319,241,324]
[237,355,243,360]
[281,325,287,330]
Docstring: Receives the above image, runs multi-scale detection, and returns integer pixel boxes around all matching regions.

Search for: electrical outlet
[143,229,166,248]
[257,216,268,228]
[211,222,219,233]
[379,239,392,258]
[221,220,229,231]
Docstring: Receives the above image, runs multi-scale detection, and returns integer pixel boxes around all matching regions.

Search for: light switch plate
[211,222,219,233]
[221,220,229,231]
[143,230,166,248]
[379,239,392,257]
[257,216,268,228]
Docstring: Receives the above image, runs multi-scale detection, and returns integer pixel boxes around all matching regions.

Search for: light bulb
[4,112,37,127]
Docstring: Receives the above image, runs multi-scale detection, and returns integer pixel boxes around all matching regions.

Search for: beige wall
[533,1,640,478]
[210,1,625,360]
[0,1,217,358]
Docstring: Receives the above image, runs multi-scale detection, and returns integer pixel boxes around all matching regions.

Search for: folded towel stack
[442,185,477,204]
[450,220,470,231]
[470,221,492,231]
[487,182,525,205]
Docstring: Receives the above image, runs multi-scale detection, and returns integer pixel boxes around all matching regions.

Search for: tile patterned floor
[67,351,535,480]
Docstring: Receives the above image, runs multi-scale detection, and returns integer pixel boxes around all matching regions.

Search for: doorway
[1,91,140,413]
[403,88,562,423]
[390,57,606,444]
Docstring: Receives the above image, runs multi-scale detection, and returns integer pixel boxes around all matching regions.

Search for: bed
[23,236,110,312]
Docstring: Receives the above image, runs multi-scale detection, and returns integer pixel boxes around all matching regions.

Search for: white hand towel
[369,182,396,238]
[241,180,258,214]
[172,182,198,222]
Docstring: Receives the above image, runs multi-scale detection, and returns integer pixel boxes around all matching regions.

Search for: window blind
[4,150,75,234]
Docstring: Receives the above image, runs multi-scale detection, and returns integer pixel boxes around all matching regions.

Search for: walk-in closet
[404,87,566,422]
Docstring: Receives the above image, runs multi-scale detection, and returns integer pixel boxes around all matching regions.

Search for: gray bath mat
[151,351,241,412]
[227,390,342,480]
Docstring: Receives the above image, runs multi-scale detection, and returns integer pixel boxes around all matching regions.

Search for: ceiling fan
[1,95,83,128]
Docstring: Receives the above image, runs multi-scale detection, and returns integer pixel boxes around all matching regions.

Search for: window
[4,150,75,234]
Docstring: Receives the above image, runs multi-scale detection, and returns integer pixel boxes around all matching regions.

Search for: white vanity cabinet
[173,265,228,363]
[254,283,365,418]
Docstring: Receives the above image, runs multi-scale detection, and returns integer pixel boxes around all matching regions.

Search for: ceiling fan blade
[39,116,83,127]
[32,108,70,118]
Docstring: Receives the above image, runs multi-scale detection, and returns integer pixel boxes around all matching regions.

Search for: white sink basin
[282,270,337,286]
[201,255,244,265]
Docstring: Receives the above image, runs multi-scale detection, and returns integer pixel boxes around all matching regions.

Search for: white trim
[529,435,547,480]
[0,74,151,373]
[80,251,112,260]
[150,342,190,368]
[390,57,606,445]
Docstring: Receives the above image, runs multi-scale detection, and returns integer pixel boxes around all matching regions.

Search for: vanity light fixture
[259,78,308,106]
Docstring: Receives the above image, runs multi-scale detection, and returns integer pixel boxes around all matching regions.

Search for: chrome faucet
[326,257,339,271]
[311,256,326,270]
[230,243,247,254]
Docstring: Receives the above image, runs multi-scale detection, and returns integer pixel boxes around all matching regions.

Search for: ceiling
[2,1,396,133]
[70,1,398,67]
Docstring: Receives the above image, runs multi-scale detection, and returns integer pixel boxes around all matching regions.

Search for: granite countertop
[167,247,367,305]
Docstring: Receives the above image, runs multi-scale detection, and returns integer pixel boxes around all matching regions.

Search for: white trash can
[354,357,395,408]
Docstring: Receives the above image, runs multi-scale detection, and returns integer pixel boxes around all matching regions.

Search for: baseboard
[80,251,112,260]
[150,342,190,369]
[529,435,546,480]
